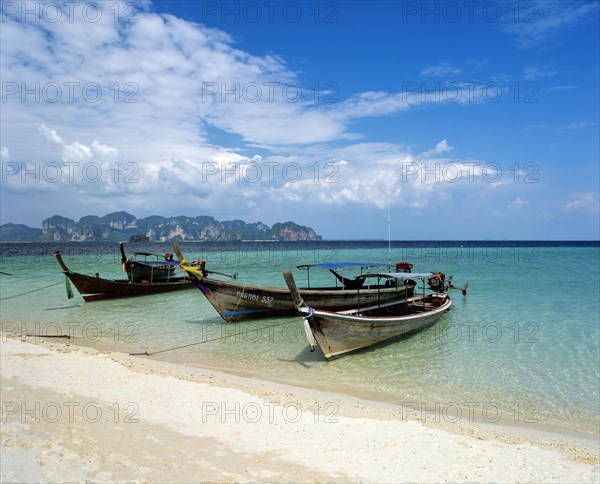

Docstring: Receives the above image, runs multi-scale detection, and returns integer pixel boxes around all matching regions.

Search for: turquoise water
[1,241,599,435]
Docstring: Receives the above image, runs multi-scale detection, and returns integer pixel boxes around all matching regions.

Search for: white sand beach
[1,334,598,483]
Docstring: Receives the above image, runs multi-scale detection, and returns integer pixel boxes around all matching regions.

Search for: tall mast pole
[388,195,391,268]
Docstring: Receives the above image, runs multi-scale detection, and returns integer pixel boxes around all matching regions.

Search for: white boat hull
[306,295,452,359]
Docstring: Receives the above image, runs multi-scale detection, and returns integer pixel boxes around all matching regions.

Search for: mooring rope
[20,334,71,339]
[0,281,64,301]
[129,319,296,356]
[231,283,248,316]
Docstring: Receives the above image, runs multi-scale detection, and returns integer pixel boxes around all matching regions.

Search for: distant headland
[0,212,321,242]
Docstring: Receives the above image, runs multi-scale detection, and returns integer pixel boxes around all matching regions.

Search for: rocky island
[0,212,321,242]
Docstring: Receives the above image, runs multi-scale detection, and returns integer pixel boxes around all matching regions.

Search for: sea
[1,240,599,436]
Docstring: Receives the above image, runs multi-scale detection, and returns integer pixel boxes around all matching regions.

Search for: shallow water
[1,241,598,435]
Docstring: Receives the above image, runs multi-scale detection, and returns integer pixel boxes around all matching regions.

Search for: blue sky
[1,0,598,239]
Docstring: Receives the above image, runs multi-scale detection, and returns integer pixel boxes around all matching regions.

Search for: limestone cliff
[2,212,321,242]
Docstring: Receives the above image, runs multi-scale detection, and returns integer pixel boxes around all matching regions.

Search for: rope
[20,334,71,339]
[0,281,64,301]
[130,319,295,356]
[231,283,248,316]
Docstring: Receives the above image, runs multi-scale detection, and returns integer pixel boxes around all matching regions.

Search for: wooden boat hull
[306,295,452,359]
[193,277,413,322]
[67,271,193,302]
[55,251,193,301]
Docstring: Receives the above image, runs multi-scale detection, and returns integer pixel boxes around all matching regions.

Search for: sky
[1,0,598,240]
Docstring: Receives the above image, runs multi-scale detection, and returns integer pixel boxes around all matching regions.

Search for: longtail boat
[283,270,459,359]
[172,242,416,322]
[55,250,193,302]
[119,242,178,282]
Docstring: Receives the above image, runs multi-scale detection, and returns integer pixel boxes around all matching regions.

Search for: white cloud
[38,124,119,164]
[508,197,527,210]
[500,0,599,48]
[536,212,554,221]
[334,91,414,120]
[269,139,524,216]
[523,66,557,80]
[547,85,579,92]
[527,122,596,132]
[38,125,64,145]
[421,63,463,77]
[564,194,599,213]
[0,147,10,162]
[421,139,453,158]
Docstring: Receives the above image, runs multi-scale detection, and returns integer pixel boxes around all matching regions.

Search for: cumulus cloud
[421,139,454,158]
[564,194,599,213]
[421,63,463,77]
[508,197,527,210]
[38,124,119,163]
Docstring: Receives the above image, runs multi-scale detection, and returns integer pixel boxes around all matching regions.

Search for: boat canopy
[357,272,435,280]
[297,262,386,270]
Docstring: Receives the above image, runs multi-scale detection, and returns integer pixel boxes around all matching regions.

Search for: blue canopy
[358,272,435,280]
[297,262,386,270]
